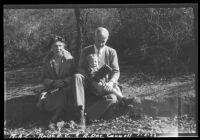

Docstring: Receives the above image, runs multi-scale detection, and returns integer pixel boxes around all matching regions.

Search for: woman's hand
[91,81,103,94]
[103,82,113,93]
[53,80,64,88]
[62,77,72,86]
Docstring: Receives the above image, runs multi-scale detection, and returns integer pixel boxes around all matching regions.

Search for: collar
[94,45,105,56]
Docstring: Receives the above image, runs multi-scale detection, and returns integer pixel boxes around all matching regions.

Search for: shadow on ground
[4,92,196,129]
[4,94,78,128]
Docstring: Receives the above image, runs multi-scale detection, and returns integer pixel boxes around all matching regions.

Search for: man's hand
[53,80,64,88]
[103,81,113,93]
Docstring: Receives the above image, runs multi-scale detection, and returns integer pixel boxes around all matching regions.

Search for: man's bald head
[95,27,109,40]
[94,27,109,49]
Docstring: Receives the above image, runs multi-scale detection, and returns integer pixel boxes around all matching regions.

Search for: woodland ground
[4,63,197,137]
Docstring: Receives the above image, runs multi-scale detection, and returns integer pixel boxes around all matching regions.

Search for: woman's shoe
[48,121,56,130]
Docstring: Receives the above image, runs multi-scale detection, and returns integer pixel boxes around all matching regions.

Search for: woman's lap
[41,87,74,113]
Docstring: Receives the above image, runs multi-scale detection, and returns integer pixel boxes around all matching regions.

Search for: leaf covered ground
[4,115,196,137]
[4,65,197,137]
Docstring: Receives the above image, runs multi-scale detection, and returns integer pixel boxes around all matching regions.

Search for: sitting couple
[37,27,126,130]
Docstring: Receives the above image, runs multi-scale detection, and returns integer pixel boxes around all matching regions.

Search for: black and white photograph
[4,4,198,138]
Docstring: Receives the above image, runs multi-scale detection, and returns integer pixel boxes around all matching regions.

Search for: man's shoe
[86,115,92,125]
[76,110,86,130]
[121,96,139,107]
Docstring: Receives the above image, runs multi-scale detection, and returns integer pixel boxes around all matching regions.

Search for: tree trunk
[82,10,90,46]
[74,8,84,66]
[118,8,126,26]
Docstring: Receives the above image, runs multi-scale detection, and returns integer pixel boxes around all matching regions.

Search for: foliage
[4,9,76,68]
[4,7,195,74]
[115,8,195,74]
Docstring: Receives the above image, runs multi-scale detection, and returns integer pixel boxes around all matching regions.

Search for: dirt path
[4,66,43,100]
[4,66,195,100]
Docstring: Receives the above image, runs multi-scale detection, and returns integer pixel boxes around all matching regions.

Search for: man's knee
[107,94,118,104]
[74,73,85,81]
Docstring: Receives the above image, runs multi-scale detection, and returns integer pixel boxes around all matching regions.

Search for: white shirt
[94,45,105,57]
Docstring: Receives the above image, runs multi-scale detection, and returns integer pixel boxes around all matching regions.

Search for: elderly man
[72,27,123,129]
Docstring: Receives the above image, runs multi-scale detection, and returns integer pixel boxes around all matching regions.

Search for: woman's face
[51,41,65,56]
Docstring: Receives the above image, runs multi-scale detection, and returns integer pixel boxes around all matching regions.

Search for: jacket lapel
[58,58,64,78]
[49,59,59,79]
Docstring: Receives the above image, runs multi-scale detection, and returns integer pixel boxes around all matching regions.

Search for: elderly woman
[37,36,75,128]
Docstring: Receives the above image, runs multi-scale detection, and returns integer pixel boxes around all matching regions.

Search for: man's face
[51,41,65,56]
[94,33,108,49]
